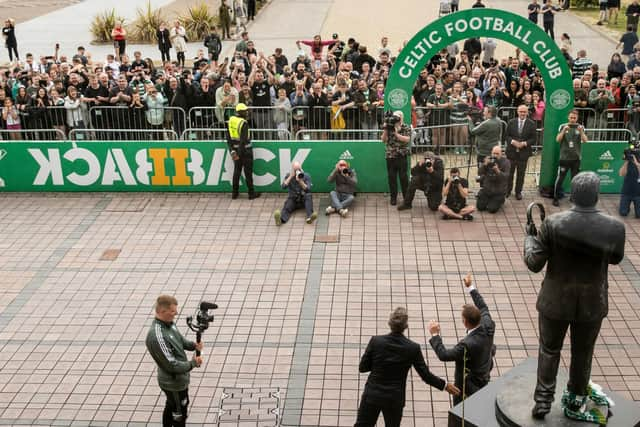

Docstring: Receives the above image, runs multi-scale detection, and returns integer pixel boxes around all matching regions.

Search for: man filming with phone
[146,295,203,427]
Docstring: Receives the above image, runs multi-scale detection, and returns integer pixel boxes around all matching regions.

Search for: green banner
[580,142,626,193]
[0,141,388,192]
[384,8,574,190]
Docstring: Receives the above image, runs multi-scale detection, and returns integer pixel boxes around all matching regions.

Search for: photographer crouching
[382,111,411,206]
[398,151,444,211]
[476,145,511,214]
[146,295,203,427]
[438,167,476,220]
[619,144,640,217]
[274,161,317,225]
[326,160,357,217]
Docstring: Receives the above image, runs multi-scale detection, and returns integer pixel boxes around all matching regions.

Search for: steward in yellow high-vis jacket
[227,103,260,199]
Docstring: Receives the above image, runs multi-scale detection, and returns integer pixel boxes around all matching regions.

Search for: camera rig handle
[186,301,218,357]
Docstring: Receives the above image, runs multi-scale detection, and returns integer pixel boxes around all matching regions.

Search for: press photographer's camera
[624,144,640,161]
[342,168,352,175]
[425,159,433,169]
[486,156,498,170]
[451,175,460,183]
[297,170,305,179]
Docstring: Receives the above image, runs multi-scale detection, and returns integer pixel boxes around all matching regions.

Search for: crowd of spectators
[0,0,639,145]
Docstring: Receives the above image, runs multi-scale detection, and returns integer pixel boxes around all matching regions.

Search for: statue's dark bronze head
[571,172,600,208]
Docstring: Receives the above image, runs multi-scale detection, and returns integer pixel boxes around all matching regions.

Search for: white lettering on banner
[206,148,226,185]
[30,149,63,185]
[279,149,311,182]
[252,148,277,186]
[399,17,560,80]
[64,148,101,186]
[135,150,152,185]
[188,149,205,185]
[102,149,136,185]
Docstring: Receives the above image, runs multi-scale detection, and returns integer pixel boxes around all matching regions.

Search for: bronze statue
[524,172,625,422]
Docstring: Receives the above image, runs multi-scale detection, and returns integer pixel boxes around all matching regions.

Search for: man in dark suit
[355,307,460,427]
[428,273,496,405]
[524,172,625,419]
[505,104,537,200]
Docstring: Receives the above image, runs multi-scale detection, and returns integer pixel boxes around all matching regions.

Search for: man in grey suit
[524,172,625,419]
[505,104,537,200]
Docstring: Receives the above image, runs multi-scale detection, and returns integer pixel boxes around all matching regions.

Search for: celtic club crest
[388,89,409,110]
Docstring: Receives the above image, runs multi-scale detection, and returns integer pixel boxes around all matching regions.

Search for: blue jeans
[330,191,354,210]
[619,193,640,217]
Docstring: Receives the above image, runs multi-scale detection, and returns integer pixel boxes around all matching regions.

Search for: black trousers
[543,21,555,40]
[7,45,18,61]
[554,159,580,201]
[354,398,403,427]
[177,51,185,67]
[248,0,256,19]
[535,313,602,405]
[403,175,442,210]
[162,388,189,427]
[160,48,171,63]
[386,156,408,202]
[507,157,529,195]
[232,152,255,194]
[477,189,505,213]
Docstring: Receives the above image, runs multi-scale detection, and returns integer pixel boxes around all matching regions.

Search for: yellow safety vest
[228,115,246,141]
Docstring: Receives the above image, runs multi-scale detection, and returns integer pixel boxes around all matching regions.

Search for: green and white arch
[385,8,573,188]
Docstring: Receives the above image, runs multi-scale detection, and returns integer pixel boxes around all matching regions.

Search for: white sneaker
[325,206,336,215]
[339,208,348,217]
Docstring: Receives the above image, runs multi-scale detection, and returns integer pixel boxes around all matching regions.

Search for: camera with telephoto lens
[297,170,305,180]
[342,168,352,175]
[424,159,433,169]
[624,144,640,161]
[451,175,460,184]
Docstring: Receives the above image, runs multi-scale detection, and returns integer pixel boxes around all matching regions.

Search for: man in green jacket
[469,106,503,169]
[146,295,203,427]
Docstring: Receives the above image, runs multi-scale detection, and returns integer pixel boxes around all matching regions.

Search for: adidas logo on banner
[340,150,354,160]
[599,150,614,161]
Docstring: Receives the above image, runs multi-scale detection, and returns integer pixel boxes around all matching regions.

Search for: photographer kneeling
[476,145,510,214]
[274,161,317,225]
[619,146,640,218]
[327,160,357,218]
[438,168,476,220]
[398,151,444,211]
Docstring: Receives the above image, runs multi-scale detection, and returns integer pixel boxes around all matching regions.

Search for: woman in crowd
[111,21,127,60]
[2,97,20,139]
[170,21,188,67]
[2,18,18,61]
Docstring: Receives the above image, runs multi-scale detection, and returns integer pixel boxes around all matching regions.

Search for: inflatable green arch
[384,8,574,188]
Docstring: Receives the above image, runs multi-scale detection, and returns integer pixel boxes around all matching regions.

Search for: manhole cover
[217,387,280,426]
[99,249,121,261]
[315,234,339,243]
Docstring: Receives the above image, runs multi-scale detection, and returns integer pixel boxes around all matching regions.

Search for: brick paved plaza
[0,192,638,426]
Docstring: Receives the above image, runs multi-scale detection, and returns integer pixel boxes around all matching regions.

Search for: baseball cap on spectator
[393,111,404,119]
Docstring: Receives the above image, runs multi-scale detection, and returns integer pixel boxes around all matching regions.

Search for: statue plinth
[448,357,640,427]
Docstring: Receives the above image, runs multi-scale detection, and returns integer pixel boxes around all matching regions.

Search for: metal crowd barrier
[69,128,179,141]
[181,128,291,141]
[89,106,187,138]
[295,129,382,141]
[0,128,66,141]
